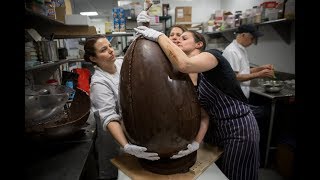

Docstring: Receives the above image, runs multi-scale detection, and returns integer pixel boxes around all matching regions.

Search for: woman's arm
[133,27,218,73]
[235,72,260,82]
[250,64,273,73]
[236,68,274,81]
[107,121,128,147]
[91,82,127,147]
[157,34,218,73]
[194,108,209,143]
[170,107,209,159]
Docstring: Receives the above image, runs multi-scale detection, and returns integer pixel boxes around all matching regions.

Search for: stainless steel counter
[25,117,97,180]
[250,84,295,167]
[250,86,295,99]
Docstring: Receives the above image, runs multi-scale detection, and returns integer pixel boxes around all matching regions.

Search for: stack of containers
[112,7,126,32]
[260,1,279,21]
[25,41,40,68]
[253,6,262,24]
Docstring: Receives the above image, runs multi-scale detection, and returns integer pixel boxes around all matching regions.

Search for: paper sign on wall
[177,9,184,18]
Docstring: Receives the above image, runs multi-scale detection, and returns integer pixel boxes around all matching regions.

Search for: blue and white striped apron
[198,74,260,180]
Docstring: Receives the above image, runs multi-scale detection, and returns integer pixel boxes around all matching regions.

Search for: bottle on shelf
[66,80,75,100]
[234,11,242,27]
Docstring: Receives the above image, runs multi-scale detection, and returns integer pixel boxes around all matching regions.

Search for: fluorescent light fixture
[80,12,98,16]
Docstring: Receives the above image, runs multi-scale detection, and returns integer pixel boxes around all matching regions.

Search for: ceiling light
[80,12,98,16]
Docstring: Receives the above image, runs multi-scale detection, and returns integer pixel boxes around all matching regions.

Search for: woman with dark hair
[134,27,260,180]
[167,24,200,89]
[137,11,201,88]
[84,34,160,179]
[167,24,188,45]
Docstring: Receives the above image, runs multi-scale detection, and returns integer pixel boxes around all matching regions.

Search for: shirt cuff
[102,114,121,131]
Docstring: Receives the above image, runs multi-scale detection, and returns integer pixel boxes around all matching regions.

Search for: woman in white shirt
[84,34,159,179]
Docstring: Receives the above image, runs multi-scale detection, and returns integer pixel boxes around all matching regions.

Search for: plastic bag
[72,68,91,94]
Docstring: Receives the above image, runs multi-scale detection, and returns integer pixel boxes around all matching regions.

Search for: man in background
[222,24,275,100]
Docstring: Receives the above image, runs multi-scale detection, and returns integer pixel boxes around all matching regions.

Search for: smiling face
[169,27,185,45]
[90,37,115,66]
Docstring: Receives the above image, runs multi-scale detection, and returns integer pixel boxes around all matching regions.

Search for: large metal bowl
[262,80,284,93]
[25,88,90,139]
[25,85,75,123]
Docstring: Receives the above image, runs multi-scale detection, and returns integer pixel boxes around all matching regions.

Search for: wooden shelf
[25,8,97,39]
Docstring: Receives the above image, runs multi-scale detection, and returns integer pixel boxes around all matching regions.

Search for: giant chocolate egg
[119,36,201,174]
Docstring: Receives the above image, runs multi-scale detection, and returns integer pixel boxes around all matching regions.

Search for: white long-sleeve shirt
[90,57,123,131]
[222,40,251,99]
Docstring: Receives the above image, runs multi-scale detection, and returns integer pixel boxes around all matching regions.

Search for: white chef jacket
[222,40,251,99]
[90,57,123,131]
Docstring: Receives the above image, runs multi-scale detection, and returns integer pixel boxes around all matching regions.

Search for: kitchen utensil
[271,65,277,79]
[25,85,75,124]
[58,48,68,59]
[25,88,90,139]
[49,33,55,41]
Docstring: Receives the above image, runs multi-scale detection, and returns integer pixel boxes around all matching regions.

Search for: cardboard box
[64,0,73,15]
[175,6,192,23]
[105,21,112,33]
[55,7,66,23]
[54,0,72,23]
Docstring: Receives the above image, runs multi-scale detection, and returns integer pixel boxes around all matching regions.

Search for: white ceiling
[71,0,118,19]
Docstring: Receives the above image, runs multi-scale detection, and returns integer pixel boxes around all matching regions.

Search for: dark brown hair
[168,24,188,35]
[84,34,106,64]
[186,30,206,51]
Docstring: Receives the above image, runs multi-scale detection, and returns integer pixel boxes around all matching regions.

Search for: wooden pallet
[111,143,223,180]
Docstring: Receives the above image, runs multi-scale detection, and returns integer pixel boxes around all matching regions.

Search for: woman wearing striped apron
[134,27,260,180]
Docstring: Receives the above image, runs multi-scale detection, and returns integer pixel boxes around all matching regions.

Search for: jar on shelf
[234,11,242,27]
[253,6,262,24]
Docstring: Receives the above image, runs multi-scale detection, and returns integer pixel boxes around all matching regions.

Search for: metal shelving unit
[203,18,294,44]
[25,59,85,71]
[25,8,97,39]
[105,32,134,52]
[25,8,97,85]
[160,16,172,34]
[126,16,172,34]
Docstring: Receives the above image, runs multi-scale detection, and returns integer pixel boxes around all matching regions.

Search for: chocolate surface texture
[120,36,201,174]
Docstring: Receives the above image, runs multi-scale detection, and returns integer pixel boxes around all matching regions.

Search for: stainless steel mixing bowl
[25,85,75,123]
[262,80,284,93]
